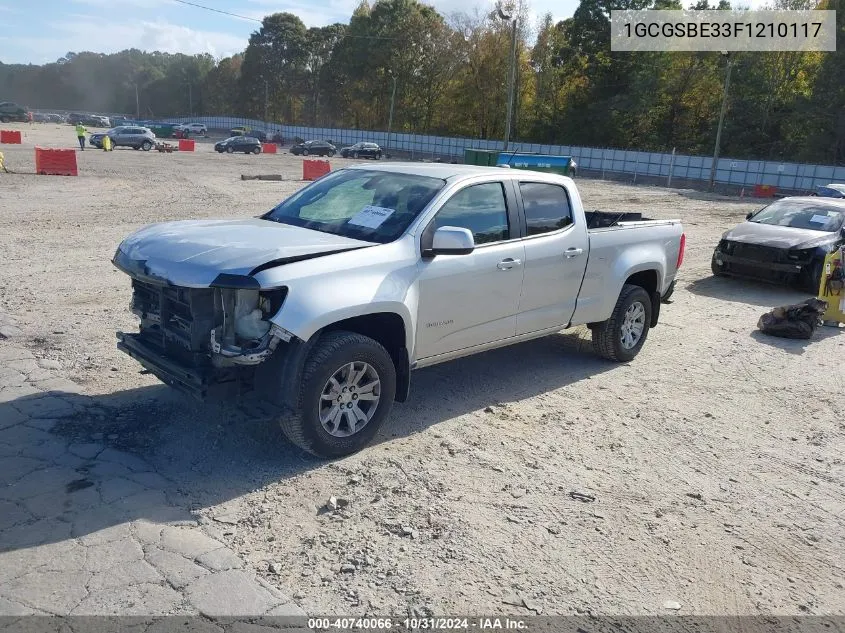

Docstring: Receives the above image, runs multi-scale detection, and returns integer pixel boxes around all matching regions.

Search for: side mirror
[746,212,754,220]
[425,226,475,257]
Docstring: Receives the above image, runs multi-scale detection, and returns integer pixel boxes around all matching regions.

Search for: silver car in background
[90,126,156,151]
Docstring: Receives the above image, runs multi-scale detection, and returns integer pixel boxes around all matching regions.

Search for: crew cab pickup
[113,164,685,457]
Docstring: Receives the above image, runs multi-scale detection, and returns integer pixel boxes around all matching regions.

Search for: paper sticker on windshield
[348,205,395,229]
[809,214,829,224]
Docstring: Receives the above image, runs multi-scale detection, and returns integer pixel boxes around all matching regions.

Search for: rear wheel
[592,284,652,362]
[279,331,396,459]
[328,150,336,157]
[0,116,9,123]
[376,152,382,160]
[141,140,152,151]
[353,151,359,159]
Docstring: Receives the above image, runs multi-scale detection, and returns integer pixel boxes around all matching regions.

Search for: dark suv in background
[0,102,31,123]
[290,140,336,157]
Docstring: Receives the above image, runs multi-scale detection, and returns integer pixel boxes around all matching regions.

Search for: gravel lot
[1,123,843,617]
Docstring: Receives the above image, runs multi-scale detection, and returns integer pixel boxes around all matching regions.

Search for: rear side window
[434,182,510,244]
[519,182,573,235]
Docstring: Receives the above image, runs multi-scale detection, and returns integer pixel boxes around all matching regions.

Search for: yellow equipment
[0,151,6,173]
[103,135,112,151]
[817,246,845,326]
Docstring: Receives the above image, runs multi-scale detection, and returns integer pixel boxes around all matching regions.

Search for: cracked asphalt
[0,317,304,620]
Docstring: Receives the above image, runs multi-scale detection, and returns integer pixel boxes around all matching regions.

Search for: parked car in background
[0,102,31,123]
[90,126,156,151]
[290,140,336,157]
[47,113,66,123]
[215,136,262,154]
[181,123,207,135]
[711,196,845,291]
[340,142,382,159]
[815,183,845,198]
[229,126,268,141]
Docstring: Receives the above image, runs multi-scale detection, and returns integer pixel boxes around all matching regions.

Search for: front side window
[264,169,444,243]
[519,182,573,236]
[433,182,509,245]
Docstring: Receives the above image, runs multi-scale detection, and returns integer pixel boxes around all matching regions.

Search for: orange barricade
[35,147,78,176]
[753,184,777,198]
[1,130,22,144]
[262,143,277,154]
[303,159,331,181]
[178,139,195,152]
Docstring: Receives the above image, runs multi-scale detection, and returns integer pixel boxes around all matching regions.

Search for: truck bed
[584,211,653,229]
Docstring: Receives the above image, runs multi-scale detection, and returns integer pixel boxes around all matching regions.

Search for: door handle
[565,248,584,258]
[497,258,522,270]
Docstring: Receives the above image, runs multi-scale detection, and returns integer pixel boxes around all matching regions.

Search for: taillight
[677,233,686,269]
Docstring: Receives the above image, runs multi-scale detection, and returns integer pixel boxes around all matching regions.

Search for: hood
[724,221,840,250]
[115,218,374,287]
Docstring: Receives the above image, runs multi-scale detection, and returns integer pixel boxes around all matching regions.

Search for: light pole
[709,52,733,190]
[497,3,518,151]
[387,71,397,157]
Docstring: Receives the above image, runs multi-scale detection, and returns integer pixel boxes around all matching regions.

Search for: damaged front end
[115,272,290,400]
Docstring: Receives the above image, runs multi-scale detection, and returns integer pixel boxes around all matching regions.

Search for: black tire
[0,116,9,123]
[592,284,652,362]
[329,150,336,157]
[141,140,152,151]
[800,260,823,294]
[353,151,359,159]
[711,252,726,277]
[376,152,382,160]
[226,146,234,154]
[252,146,261,154]
[302,148,310,156]
[280,330,397,459]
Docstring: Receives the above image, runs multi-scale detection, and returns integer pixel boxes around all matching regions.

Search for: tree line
[0,0,842,164]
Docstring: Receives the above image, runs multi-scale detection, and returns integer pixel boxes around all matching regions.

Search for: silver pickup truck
[113,164,685,457]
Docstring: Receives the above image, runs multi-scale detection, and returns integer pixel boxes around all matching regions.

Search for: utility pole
[709,52,733,190]
[387,72,397,156]
[497,3,518,151]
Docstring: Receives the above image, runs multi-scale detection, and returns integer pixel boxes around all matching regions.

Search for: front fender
[265,264,419,356]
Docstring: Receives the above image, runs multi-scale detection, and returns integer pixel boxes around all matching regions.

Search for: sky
[0,0,580,65]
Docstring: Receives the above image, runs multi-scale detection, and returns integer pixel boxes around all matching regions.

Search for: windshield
[262,169,445,243]
[749,200,845,232]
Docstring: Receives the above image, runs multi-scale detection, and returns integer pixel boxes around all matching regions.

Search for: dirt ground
[1,123,843,617]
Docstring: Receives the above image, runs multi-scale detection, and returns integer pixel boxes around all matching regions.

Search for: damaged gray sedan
[712,197,845,291]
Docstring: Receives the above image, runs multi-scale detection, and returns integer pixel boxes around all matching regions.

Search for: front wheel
[376,152,382,160]
[328,150,336,157]
[711,252,726,277]
[302,149,310,156]
[141,140,152,151]
[592,284,652,362]
[226,146,234,153]
[0,116,9,123]
[251,146,260,154]
[280,331,396,458]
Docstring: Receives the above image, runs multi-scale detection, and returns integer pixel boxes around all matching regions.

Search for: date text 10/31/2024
[307,617,529,630]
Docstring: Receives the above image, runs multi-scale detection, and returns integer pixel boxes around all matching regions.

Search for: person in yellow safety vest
[75,123,87,150]
[102,134,112,152]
